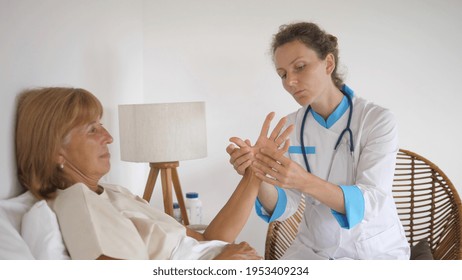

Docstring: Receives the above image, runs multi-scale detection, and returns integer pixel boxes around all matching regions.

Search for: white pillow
[21,200,70,260]
[0,207,34,259]
[0,191,37,231]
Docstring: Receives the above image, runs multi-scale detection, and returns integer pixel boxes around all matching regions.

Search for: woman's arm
[190,113,293,243]
[202,169,262,242]
[226,112,294,216]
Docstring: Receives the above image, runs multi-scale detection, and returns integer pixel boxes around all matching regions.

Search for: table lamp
[118,102,207,225]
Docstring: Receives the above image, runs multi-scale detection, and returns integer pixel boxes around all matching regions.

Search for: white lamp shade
[118,102,207,163]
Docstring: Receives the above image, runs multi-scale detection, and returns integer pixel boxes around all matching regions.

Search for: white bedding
[0,191,38,259]
[0,191,69,260]
[0,191,225,260]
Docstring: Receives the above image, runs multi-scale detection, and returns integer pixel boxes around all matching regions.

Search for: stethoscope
[300,90,354,173]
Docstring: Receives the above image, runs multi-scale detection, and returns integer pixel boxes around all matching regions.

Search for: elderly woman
[15,87,292,260]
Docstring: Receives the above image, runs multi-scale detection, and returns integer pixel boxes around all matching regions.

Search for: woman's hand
[227,112,294,175]
[213,242,263,260]
[252,145,311,191]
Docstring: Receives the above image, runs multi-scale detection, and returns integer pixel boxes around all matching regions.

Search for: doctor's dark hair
[15,87,103,199]
[271,22,344,89]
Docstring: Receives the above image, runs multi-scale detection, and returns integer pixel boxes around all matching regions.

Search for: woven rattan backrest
[264,196,305,260]
[265,149,462,260]
[394,149,462,260]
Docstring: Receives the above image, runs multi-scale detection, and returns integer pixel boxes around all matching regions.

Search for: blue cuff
[255,187,287,223]
[331,185,364,229]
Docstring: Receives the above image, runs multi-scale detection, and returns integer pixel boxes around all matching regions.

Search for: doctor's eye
[295,64,306,72]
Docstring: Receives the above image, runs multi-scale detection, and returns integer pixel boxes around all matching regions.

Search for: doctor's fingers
[274,124,294,147]
[254,153,287,174]
[278,138,291,154]
[227,138,251,158]
[233,155,253,175]
[226,144,237,155]
[227,147,253,175]
[235,160,252,175]
[252,162,283,187]
[228,145,253,163]
[259,146,291,165]
[253,163,294,189]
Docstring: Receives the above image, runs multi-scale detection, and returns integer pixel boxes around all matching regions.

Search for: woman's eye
[88,123,104,134]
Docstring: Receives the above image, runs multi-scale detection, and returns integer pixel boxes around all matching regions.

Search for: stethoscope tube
[300,90,354,173]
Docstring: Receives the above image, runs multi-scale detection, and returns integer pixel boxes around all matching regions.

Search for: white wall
[2,0,461,256]
[0,0,145,198]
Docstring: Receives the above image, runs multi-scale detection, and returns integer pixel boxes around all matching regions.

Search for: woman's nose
[102,127,113,144]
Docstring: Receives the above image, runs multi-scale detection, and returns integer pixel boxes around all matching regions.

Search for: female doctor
[227,22,410,259]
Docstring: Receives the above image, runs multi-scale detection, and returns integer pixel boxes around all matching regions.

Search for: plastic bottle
[173,202,182,223]
[185,192,202,225]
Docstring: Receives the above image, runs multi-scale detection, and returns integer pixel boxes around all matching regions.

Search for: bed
[0,190,70,259]
[0,187,227,260]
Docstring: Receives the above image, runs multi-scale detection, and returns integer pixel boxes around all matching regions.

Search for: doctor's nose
[286,75,298,88]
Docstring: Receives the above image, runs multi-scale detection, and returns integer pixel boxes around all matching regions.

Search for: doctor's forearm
[303,177,345,214]
[257,181,279,214]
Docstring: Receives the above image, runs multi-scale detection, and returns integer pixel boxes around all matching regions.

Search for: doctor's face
[274,40,333,107]
[60,117,113,183]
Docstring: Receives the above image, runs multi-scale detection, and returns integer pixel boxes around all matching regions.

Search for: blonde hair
[15,87,103,199]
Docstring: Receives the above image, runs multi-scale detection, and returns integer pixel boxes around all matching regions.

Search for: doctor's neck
[310,86,344,120]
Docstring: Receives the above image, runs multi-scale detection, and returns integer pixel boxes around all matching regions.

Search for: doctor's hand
[226,138,253,175]
[252,145,311,191]
[227,112,294,175]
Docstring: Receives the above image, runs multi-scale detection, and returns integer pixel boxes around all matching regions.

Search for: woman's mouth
[101,152,111,159]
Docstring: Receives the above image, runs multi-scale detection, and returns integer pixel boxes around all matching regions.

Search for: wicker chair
[264,149,462,260]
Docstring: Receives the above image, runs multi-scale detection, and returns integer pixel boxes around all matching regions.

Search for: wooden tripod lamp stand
[118,102,207,225]
[142,161,190,225]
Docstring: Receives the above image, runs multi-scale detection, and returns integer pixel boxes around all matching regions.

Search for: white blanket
[0,190,226,260]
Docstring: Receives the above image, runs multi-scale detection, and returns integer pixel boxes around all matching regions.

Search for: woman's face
[60,117,113,183]
[274,40,334,107]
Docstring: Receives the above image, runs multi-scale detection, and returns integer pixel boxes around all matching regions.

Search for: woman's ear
[56,148,66,166]
[325,53,336,75]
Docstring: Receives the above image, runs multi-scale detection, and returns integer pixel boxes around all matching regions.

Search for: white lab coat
[273,91,410,260]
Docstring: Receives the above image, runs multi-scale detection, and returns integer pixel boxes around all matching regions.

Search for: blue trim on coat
[311,84,355,129]
[288,146,316,154]
[331,185,365,229]
[255,187,287,223]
